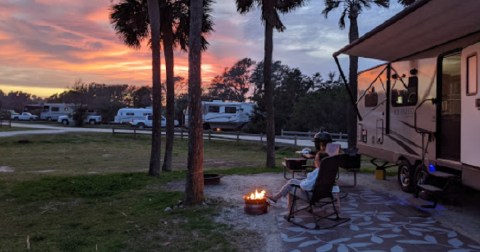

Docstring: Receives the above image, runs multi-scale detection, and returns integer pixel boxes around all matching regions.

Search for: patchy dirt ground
[166,171,480,251]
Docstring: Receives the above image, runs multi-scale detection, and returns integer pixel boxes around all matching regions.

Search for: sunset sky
[0,0,404,97]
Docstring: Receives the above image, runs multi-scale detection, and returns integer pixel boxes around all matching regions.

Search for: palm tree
[322,0,389,151]
[161,0,213,172]
[146,0,162,176]
[110,0,213,173]
[185,0,204,205]
[236,0,306,168]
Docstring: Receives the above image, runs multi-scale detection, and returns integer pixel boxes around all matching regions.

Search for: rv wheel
[62,119,69,126]
[138,123,145,129]
[397,159,415,193]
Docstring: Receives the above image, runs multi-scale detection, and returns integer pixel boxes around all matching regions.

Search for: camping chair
[283,143,342,180]
[286,155,350,229]
[325,143,341,157]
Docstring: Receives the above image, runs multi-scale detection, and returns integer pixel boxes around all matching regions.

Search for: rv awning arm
[333,55,363,121]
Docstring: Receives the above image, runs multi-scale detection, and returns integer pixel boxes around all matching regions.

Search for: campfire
[243,189,269,215]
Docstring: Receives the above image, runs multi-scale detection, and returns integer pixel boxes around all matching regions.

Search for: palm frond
[338,8,347,29]
[373,0,389,8]
[110,0,149,49]
[275,0,306,13]
[398,0,416,6]
[236,0,255,14]
[322,0,341,18]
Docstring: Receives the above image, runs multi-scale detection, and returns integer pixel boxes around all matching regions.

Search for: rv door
[461,43,480,168]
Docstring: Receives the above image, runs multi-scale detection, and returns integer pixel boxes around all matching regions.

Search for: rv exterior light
[397,96,403,104]
[428,163,436,172]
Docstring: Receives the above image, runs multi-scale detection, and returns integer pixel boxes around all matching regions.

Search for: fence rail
[280,129,348,141]
[111,127,348,148]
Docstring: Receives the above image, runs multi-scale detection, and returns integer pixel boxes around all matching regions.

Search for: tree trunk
[147,0,162,176]
[161,1,175,172]
[347,12,359,151]
[185,0,204,205]
[264,4,276,168]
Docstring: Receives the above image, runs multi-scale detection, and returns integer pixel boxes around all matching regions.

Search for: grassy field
[0,133,295,251]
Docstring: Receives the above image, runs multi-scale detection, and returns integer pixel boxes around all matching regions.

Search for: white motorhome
[114,107,152,124]
[40,103,75,120]
[333,0,480,193]
[185,100,254,130]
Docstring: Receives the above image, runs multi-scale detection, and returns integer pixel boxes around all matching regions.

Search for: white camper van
[114,108,152,124]
[185,100,254,130]
[40,103,75,120]
[333,0,480,195]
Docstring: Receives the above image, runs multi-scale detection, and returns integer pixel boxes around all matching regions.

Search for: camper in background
[185,100,254,130]
[114,107,152,124]
[40,103,75,120]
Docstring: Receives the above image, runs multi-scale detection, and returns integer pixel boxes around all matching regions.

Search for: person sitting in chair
[267,151,324,203]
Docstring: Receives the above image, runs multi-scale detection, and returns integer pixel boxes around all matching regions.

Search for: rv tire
[398,159,415,193]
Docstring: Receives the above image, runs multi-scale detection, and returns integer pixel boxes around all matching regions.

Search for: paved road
[0,122,348,149]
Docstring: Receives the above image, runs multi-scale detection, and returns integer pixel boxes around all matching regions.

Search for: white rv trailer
[333,0,480,192]
[185,100,254,130]
[114,107,152,124]
[40,103,75,120]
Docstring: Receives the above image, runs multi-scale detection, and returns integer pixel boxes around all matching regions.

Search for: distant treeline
[0,58,349,133]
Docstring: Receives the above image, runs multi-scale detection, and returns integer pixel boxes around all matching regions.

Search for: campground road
[0,122,348,149]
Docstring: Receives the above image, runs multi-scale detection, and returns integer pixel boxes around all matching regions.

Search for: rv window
[391,73,418,107]
[225,107,237,113]
[208,106,220,113]
[43,106,49,112]
[467,54,477,95]
[364,87,378,107]
[51,107,59,112]
[126,112,134,116]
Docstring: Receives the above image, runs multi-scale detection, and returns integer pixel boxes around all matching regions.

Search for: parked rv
[185,100,254,130]
[333,0,480,197]
[40,103,75,120]
[129,115,178,129]
[114,108,152,124]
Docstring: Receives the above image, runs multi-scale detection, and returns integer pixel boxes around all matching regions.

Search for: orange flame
[244,189,266,200]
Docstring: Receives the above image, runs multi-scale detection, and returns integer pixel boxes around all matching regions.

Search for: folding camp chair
[286,155,350,229]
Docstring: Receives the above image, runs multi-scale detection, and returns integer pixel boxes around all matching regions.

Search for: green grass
[0,132,292,251]
[0,172,251,251]
[0,133,292,178]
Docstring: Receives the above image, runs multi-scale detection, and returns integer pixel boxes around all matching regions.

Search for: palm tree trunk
[347,12,359,151]
[147,0,162,176]
[264,13,276,168]
[161,1,175,172]
[185,0,204,205]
